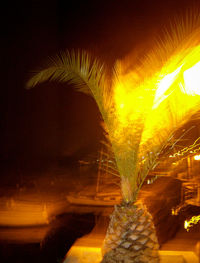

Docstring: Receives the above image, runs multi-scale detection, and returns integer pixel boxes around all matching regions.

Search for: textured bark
[101,202,160,263]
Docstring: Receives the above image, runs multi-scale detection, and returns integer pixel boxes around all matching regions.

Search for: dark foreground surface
[0,213,95,263]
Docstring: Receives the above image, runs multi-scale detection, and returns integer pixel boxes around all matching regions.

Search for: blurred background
[1,0,200,262]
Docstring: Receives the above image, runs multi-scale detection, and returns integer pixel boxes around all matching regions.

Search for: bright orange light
[184,214,200,231]
[153,65,183,108]
[184,220,189,230]
[184,61,200,95]
[109,21,200,193]
[114,72,156,130]
[113,42,200,162]
[114,78,151,125]
[65,245,102,263]
[194,154,200,160]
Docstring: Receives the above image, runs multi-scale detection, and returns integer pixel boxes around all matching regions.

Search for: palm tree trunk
[101,202,160,263]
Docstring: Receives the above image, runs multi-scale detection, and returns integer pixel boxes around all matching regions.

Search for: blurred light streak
[153,65,183,108]
[169,137,200,158]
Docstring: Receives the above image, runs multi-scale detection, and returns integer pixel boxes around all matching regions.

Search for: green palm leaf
[26,50,114,123]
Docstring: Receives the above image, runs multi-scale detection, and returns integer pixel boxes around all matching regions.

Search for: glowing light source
[153,66,182,108]
[171,208,177,215]
[184,61,200,95]
[184,214,200,231]
[184,220,189,230]
[194,154,200,160]
[120,103,125,109]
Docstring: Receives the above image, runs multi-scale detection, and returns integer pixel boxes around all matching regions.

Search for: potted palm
[26,12,200,263]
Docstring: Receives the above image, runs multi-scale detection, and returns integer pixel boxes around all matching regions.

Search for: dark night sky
[0,0,198,163]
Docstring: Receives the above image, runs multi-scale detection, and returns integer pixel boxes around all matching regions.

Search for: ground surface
[0,160,199,262]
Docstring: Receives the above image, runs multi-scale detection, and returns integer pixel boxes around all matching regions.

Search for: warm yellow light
[153,66,182,108]
[171,208,177,215]
[194,154,200,160]
[65,245,102,263]
[120,103,125,109]
[184,61,200,95]
[113,43,200,153]
[184,214,200,231]
[109,22,200,194]
[184,220,189,230]
[114,73,155,128]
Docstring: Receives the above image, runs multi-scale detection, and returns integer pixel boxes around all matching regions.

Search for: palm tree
[26,11,200,263]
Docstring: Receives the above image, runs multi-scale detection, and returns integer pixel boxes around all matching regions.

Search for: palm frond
[26,50,114,123]
[119,7,200,82]
[26,8,200,204]
[107,9,200,202]
[26,50,100,92]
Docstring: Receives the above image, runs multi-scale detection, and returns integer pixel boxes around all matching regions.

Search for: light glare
[153,66,182,108]
[184,61,200,95]
[194,154,200,160]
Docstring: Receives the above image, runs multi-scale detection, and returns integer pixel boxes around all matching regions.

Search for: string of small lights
[169,137,200,158]
[170,135,200,231]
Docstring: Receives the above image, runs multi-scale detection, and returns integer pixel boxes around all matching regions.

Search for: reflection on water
[0,161,98,262]
[0,197,49,226]
[0,163,97,226]
[0,213,95,263]
[0,225,49,244]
